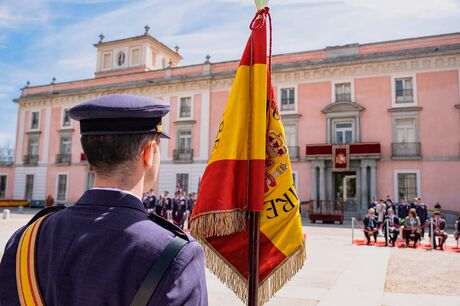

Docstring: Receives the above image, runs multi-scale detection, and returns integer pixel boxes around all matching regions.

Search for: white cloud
[0,0,52,28]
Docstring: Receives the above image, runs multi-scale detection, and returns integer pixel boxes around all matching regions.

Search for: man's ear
[142,140,156,167]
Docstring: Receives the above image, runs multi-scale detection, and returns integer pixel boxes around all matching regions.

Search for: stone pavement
[1,210,460,306]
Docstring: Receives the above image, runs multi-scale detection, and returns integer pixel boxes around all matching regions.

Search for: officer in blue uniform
[0,94,208,306]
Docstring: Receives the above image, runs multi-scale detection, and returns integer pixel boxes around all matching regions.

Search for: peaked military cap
[68,94,170,138]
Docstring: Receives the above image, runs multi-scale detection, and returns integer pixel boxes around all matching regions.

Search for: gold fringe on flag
[199,238,306,306]
[190,210,246,238]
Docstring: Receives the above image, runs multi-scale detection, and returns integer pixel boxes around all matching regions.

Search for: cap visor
[159,131,170,139]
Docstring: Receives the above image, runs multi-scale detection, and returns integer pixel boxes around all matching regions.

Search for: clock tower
[94,25,182,77]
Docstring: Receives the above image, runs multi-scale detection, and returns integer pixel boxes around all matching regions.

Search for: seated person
[455,214,460,242]
[431,211,448,250]
[403,208,421,248]
[384,208,399,246]
[363,208,378,245]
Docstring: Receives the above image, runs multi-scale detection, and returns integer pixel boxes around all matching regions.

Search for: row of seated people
[142,189,197,229]
[363,208,460,250]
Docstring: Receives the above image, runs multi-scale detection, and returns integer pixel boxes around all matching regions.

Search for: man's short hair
[434,210,441,216]
[81,134,156,176]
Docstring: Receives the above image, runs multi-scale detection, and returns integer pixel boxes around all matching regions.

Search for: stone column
[370,161,377,201]
[360,163,368,215]
[311,164,318,203]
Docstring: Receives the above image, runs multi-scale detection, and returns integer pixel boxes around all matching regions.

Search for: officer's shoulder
[148,213,190,242]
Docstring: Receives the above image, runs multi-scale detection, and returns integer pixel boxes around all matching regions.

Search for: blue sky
[0,0,459,146]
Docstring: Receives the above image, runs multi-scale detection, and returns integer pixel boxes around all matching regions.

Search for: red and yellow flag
[190,7,305,305]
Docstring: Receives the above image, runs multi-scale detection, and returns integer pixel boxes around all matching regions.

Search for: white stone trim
[393,169,421,202]
[277,84,298,114]
[176,94,194,121]
[41,106,52,165]
[0,173,8,199]
[100,51,113,71]
[16,110,25,165]
[390,73,418,108]
[55,172,69,202]
[158,163,206,194]
[160,96,172,161]
[331,78,355,103]
[199,91,210,160]
[13,167,47,200]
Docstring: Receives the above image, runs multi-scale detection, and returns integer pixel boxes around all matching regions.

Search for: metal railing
[173,149,193,163]
[56,153,72,165]
[392,142,421,158]
[23,155,39,166]
[335,93,352,102]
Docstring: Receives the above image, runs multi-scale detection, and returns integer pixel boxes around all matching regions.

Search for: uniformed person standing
[0,94,208,306]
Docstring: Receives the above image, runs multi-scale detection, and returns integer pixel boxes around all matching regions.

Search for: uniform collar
[75,189,146,213]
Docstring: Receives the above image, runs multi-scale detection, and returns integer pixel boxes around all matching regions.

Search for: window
[335,83,351,102]
[395,78,413,103]
[117,51,126,67]
[25,175,34,200]
[28,137,39,156]
[178,130,192,151]
[335,122,353,144]
[102,52,112,70]
[57,174,67,202]
[179,97,192,118]
[0,175,6,198]
[397,173,417,202]
[31,112,39,130]
[176,173,189,194]
[284,125,298,160]
[395,118,416,143]
[87,172,95,190]
[393,117,419,157]
[60,136,72,154]
[130,47,140,66]
[62,109,71,127]
[280,88,295,111]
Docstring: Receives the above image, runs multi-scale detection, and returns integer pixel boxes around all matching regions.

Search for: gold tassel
[198,238,306,306]
[190,210,246,238]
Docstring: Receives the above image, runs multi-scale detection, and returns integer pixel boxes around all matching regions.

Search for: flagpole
[248,211,260,306]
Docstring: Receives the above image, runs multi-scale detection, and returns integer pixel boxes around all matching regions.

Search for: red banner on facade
[332,145,350,171]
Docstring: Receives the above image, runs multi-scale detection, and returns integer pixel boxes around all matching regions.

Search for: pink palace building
[0,27,459,218]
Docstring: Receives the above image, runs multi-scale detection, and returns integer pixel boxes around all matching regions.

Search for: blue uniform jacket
[0,189,208,306]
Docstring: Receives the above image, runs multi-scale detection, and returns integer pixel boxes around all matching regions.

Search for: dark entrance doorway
[334,171,358,213]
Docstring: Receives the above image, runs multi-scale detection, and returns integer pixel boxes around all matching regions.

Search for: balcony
[335,93,352,102]
[23,155,39,166]
[392,142,421,159]
[173,149,193,163]
[288,146,299,161]
[395,89,414,103]
[56,153,72,165]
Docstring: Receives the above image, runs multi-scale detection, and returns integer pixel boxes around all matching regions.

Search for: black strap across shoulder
[130,236,189,306]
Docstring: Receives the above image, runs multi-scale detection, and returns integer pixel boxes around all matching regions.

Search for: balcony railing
[335,93,352,102]
[173,149,193,163]
[56,153,72,165]
[392,142,421,158]
[395,89,414,102]
[23,154,39,166]
[288,146,299,161]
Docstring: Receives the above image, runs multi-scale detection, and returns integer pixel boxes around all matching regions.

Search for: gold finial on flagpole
[254,0,269,10]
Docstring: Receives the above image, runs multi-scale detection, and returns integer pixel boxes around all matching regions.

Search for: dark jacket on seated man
[403,213,421,247]
[363,212,378,244]
[431,212,448,250]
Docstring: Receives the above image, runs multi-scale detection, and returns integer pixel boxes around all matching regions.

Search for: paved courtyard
[1,208,460,306]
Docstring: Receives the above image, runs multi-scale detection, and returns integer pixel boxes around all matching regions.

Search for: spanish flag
[190,7,305,305]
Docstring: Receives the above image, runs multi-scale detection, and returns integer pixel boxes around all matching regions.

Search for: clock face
[117,51,125,67]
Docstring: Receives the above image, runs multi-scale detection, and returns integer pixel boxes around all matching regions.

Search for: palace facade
[1,29,459,217]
